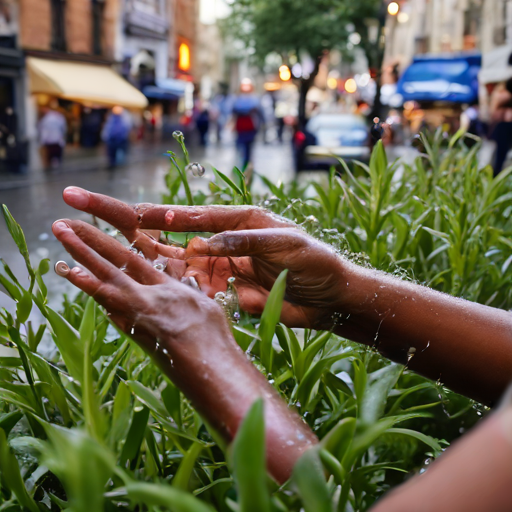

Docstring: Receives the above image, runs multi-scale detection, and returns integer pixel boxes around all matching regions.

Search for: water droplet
[162,348,169,356]
[153,261,166,272]
[186,162,205,177]
[130,327,135,335]
[407,346,416,364]
[227,276,235,284]
[172,130,184,142]
[155,342,160,350]
[286,440,295,446]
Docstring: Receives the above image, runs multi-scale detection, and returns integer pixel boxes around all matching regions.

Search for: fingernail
[63,187,89,209]
[52,220,70,234]
[54,261,70,277]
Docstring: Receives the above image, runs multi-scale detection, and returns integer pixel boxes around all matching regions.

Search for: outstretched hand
[62,187,349,330]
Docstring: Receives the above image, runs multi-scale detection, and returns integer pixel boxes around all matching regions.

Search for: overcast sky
[199,0,231,24]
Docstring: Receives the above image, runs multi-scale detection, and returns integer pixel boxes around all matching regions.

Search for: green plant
[0,132,501,511]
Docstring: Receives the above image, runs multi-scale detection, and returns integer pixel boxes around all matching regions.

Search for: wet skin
[53,187,512,502]
[58,186,512,407]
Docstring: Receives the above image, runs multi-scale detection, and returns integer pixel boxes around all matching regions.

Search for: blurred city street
[0,135,295,314]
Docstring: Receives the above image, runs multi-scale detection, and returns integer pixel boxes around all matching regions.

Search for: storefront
[0,40,26,172]
[26,56,148,170]
[397,53,481,132]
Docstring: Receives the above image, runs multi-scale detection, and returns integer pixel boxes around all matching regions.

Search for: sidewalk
[0,140,174,190]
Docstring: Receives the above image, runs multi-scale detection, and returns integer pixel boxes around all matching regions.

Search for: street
[0,137,295,315]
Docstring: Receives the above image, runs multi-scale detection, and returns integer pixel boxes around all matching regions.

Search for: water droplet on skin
[186,162,205,177]
[286,440,295,446]
[407,346,416,364]
[153,261,166,272]
[155,342,160,350]
[162,348,169,356]
[130,327,135,335]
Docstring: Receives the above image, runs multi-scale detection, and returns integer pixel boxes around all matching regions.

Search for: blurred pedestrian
[38,101,66,170]
[211,85,232,142]
[102,106,131,169]
[489,79,512,175]
[195,103,210,146]
[232,78,262,169]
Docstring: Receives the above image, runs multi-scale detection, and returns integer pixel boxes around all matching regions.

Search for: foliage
[223,0,385,117]
[0,131,503,511]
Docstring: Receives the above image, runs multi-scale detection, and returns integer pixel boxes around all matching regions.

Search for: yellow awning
[27,57,148,109]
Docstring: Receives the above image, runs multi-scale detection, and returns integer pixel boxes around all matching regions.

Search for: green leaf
[119,405,150,468]
[296,331,332,381]
[384,428,443,456]
[297,351,352,407]
[0,428,39,512]
[1,205,35,289]
[0,411,23,436]
[232,398,270,512]
[127,380,169,418]
[124,481,215,512]
[321,416,356,463]
[361,364,402,425]
[173,442,204,491]
[213,167,244,196]
[15,290,32,324]
[292,447,333,512]
[258,269,288,371]
[81,297,103,440]
[44,306,83,382]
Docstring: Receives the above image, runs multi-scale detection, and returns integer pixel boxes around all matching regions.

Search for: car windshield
[306,115,368,147]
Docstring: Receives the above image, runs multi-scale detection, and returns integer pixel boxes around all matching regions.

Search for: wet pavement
[0,137,295,317]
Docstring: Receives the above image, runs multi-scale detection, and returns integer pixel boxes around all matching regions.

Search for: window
[51,0,66,52]
[92,0,104,56]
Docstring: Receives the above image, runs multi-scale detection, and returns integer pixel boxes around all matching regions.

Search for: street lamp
[387,2,399,15]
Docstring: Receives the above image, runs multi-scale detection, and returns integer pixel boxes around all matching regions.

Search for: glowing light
[279,65,292,81]
[344,78,357,94]
[327,77,338,90]
[178,43,191,72]
[387,2,399,15]
[398,12,409,23]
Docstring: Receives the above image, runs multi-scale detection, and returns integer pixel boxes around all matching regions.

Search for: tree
[224,0,387,126]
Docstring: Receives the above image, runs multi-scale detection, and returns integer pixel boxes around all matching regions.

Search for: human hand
[61,187,349,330]
[51,218,230,359]
[51,216,318,483]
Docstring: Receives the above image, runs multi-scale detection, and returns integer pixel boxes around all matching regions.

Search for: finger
[53,220,138,285]
[186,229,307,258]
[55,262,126,314]
[64,219,167,286]
[63,186,294,232]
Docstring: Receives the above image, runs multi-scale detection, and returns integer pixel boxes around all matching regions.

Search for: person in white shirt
[38,102,67,170]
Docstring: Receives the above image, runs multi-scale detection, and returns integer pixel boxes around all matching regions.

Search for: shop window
[92,0,104,56]
[51,0,66,52]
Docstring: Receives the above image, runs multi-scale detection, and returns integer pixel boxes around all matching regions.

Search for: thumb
[186,230,279,257]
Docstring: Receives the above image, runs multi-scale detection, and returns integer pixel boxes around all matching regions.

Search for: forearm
[152,319,317,483]
[370,403,512,512]
[335,260,512,405]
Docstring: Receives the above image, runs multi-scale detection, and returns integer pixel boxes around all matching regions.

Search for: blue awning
[397,54,481,104]
[142,78,191,101]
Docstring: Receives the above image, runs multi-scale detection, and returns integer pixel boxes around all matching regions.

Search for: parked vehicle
[293,113,370,171]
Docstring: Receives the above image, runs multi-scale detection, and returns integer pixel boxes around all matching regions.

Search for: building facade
[384,0,512,70]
